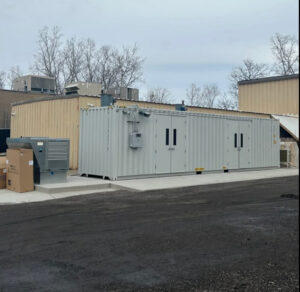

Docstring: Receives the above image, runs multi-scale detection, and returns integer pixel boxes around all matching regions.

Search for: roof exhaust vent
[175,100,187,111]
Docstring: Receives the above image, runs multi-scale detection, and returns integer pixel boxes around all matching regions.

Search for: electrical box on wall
[129,132,143,148]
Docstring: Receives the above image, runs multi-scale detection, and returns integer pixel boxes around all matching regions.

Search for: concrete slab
[0,168,298,205]
[0,176,116,205]
[35,176,111,194]
[0,188,114,205]
[112,168,299,191]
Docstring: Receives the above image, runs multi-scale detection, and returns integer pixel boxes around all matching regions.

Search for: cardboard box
[0,156,6,169]
[0,156,6,189]
[6,149,34,173]
[6,149,34,193]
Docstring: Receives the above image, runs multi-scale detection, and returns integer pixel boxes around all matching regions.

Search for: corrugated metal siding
[79,107,279,180]
[10,97,100,169]
[79,107,116,178]
[186,115,225,171]
[79,107,157,178]
[239,78,299,115]
[116,110,156,177]
[250,118,280,168]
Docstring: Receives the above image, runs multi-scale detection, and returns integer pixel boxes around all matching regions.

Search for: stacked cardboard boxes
[6,149,34,193]
[0,156,6,189]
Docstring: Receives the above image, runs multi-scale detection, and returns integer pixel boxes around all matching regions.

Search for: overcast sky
[0,0,298,101]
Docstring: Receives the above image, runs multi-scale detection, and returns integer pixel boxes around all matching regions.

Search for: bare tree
[271,33,299,75]
[216,93,236,110]
[89,44,145,90]
[94,46,117,89]
[81,38,98,83]
[0,71,6,89]
[201,84,220,108]
[7,66,23,89]
[146,87,172,103]
[229,58,269,106]
[29,26,145,92]
[32,26,64,93]
[186,83,220,107]
[113,44,145,88]
[63,37,85,83]
[186,83,201,106]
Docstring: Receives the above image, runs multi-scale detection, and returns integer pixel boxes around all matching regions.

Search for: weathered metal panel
[79,107,280,180]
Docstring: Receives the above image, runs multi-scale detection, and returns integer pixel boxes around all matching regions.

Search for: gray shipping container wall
[79,106,280,180]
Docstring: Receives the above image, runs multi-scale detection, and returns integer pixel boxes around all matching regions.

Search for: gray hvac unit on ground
[6,137,69,184]
[79,106,280,180]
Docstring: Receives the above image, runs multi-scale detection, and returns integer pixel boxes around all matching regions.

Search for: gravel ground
[0,175,298,291]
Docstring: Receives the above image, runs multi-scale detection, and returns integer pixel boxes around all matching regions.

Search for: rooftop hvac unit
[6,137,69,184]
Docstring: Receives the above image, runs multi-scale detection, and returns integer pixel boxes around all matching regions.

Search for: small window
[166,128,169,145]
[241,133,243,148]
[173,129,177,146]
[234,133,237,148]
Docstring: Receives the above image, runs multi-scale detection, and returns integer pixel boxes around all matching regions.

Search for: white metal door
[224,120,239,169]
[155,115,172,174]
[238,121,251,168]
[170,116,187,173]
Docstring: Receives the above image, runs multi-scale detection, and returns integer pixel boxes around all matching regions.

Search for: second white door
[155,115,187,174]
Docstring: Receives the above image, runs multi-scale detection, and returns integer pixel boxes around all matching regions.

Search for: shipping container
[79,106,280,180]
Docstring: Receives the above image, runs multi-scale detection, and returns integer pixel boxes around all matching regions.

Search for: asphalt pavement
[0,176,298,291]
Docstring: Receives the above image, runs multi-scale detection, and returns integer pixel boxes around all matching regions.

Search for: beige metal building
[10,95,272,170]
[0,89,49,128]
[11,95,100,169]
[238,74,299,168]
[238,74,299,116]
